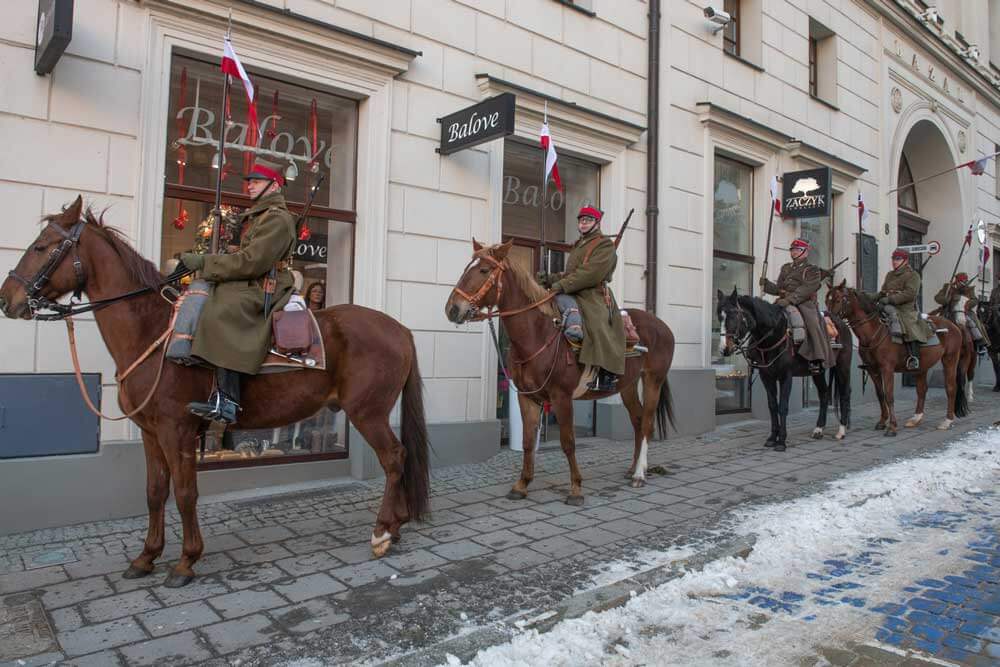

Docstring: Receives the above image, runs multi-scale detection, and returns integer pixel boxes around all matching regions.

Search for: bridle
[453,250,556,322]
[7,220,86,318]
[828,288,887,351]
[722,300,790,369]
[7,218,190,321]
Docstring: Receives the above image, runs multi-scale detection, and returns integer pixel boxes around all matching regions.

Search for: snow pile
[445,428,1000,667]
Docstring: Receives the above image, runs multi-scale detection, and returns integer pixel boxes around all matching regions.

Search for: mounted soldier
[178,158,297,423]
[542,206,625,392]
[934,272,989,354]
[875,248,932,371]
[759,238,835,373]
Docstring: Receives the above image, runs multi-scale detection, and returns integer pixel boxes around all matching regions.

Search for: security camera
[703,6,732,33]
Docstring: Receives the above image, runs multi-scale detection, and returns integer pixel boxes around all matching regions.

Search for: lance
[944,224,974,303]
[760,189,777,289]
[210,11,234,255]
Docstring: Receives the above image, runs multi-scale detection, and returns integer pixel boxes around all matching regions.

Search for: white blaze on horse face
[718,311,728,355]
[633,438,648,481]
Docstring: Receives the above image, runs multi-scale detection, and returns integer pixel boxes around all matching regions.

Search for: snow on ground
[444,428,1000,667]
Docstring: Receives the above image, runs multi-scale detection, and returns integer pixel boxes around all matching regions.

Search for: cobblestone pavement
[1,387,998,666]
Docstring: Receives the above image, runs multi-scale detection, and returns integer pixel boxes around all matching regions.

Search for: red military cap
[577,206,603,222]
[954,272,969,284]
[790,238,811,250]
[891,248,910,260]
[244,158,286,187]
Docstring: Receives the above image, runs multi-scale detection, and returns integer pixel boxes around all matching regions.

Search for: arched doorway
[895,119,964,306]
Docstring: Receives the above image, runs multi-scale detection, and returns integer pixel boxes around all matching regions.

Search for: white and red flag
[540,122,563,192]
[964,154,991,176]
[769,176,781,215]
[221,37,259,141]
[857,190,870,231]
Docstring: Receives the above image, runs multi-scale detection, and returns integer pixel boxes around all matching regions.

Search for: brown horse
[444,240,675,504]
[0,197,429,587]
[826,281,967,435]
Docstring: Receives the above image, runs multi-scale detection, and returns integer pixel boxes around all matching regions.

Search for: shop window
[712,155,753,413]
[809,18,837,106]
[498,138,600,441]
[161,53,358,468]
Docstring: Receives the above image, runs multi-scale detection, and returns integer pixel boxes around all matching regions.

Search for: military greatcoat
[181,192,297,374]
[551,229,625,375]
[878,264,931,343]
[762,260,835,366]
[934,282,987,335]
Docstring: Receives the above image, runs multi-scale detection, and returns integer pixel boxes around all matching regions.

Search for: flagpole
[886,150,1000,195]
[539,103,548,276]
[210,11,233,255]
[856,192,863,290]
[760,180,776,290]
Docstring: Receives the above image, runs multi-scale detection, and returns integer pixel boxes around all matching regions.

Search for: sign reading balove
[782,167,832,219]
[438,93,516,155]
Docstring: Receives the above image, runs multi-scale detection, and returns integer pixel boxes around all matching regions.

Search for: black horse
[717,288,853,451]
[981,291,1000,391]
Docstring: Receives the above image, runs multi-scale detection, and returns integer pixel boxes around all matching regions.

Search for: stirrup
[905,356,920,371]
[587,371,618,393]
[188,392,240,424]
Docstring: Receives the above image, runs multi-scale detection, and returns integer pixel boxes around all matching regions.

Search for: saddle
[166,280,325,373]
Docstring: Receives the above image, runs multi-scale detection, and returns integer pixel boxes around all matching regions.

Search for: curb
[379,534,757,667]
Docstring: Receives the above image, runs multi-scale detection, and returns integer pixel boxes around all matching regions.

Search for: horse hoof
[506,489,528,500]
[371,539,392,558]
[163,572,195,588]
[630,478,645,489]
[835,426,846,441]
[874,423,886,431]
[764,440,777,448]
[623,470,635,480]
[811,429,824,440]
[565,495,585,507]
[937,419,954,431]
[905,413,924,428]
[992,385,1000,392]
[773,443,787,452]
[122,565,153,580]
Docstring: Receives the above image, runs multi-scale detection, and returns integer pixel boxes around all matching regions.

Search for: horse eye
[479,267,490,274]
[34,245,46,252]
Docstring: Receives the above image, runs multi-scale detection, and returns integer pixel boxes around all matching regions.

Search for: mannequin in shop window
[305,281,326,312]
[178,158,297,424]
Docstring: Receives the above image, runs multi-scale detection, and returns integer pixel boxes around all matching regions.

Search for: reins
[10,217,194,421]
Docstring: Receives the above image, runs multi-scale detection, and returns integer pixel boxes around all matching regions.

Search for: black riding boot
[188,367,242,424]
[588,368,619,393]
[905,341,920,371]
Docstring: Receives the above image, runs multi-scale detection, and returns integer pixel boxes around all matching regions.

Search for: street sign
[438,93,515,155]
[34,0,73,75]
[896,240,941,256]
[782,167,832,219]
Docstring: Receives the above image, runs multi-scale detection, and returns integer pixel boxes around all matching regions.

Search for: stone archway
[892,117,965,306]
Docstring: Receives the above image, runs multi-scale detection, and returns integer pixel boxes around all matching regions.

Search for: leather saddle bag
[272,310,312,355]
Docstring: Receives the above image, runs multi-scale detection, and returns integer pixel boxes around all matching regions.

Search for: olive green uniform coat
[878,264,931,343]
[933,282,987,335]
[762,260,835,366]
[552,229,625,375]
[181,192,297,374]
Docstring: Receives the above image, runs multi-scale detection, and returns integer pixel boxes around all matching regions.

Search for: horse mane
[500,254,559,318]
[738,294,787,332]
[45,207,164,290]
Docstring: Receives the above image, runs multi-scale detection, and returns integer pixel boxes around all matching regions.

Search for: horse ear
[472,238,484,252]
[63,196,84,225]
[838,278,847,289]
[730,285,738,298]
[493,239,514,260]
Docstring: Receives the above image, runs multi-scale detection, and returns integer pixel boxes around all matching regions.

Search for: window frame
[809,36,818,97]
[723,0,741,57]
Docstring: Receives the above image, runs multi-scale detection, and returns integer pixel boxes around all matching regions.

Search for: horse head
[825,279,858,320]
[0,196,86,320]
[445,239,513,324]
[716,286,752,357]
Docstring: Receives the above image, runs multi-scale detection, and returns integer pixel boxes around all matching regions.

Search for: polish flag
[221,37,259,141]
[769,176,781,215]
[540,122,563,192]
[857,191,870,230]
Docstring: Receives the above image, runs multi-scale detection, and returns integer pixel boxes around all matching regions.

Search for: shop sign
[294,233,328,263]
[438,93,515,155]
[782,167,831,219]
[35,0,73,75]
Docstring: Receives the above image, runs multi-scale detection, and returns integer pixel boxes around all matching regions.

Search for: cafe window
[160,53,358,468]
[712,155,753,413]
[498,138,600,441]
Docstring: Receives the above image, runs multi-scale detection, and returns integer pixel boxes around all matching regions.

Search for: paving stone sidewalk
[1,388,999,666]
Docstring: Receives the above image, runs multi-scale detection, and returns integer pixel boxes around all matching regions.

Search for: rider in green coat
[876,248,931,370]
[179,158,297,423]
[548,206,625,392]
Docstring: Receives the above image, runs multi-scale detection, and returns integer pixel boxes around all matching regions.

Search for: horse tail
[953,356,969,419]
[655,377,676,440]
[401,343,431,522]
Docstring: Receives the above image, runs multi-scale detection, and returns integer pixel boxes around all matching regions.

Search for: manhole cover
[0,593,59,661]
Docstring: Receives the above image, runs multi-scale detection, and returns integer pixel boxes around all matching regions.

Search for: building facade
[1,0,998,533]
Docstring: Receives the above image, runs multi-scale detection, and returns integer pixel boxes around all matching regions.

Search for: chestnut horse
[0,197,429,587]
[445,240,675,504]
[826,281,967,435]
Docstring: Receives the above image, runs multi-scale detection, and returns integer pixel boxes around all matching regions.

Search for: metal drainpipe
[645,0,660,313]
